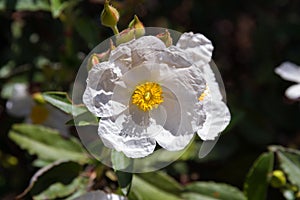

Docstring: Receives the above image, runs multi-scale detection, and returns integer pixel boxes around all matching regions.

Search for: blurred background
[0,0,300,199]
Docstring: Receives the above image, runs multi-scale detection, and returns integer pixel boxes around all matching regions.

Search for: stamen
[132,82,163,111]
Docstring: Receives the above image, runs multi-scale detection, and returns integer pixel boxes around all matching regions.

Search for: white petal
[176,32,214,66]
[154,131,194,151]
[153,94,195,151]
[83,62,126,117]
[197,99,231,140]
[285,84,300,100]
[203,63,224,101]
[98,111,161,158]
[121,64,152,89]
[275,61,300,83]
[160,65,207,133]
[109,36,166,72]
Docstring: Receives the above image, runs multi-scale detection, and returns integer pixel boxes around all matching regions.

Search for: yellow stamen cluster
[132,82,164,111]
[198,85,209,101]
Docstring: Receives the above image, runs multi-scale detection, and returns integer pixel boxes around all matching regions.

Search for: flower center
[132,82,164,111]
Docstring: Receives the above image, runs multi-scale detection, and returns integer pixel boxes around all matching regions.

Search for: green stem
[111,25,119,35]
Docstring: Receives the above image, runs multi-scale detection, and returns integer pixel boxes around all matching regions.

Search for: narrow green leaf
[277,151,300,188]
[116,171,132,196]
[244,152,274,200]
[129,175,181,200]
[138,171,183,195]
[111,150,133,195]
[184,182,246,200]
[8,124,89,164]
[33,175,89,200]
[49,0,62,18]
[42,91,86,116]
[111,150,133,171]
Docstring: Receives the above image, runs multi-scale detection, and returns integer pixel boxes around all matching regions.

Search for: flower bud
[156,29,173,47]
[116,28,135,45]
[128,15,145,38]
[270,170,286,188]
[87,40,115,70]
[32,92,46,104]
[101,0,119,28]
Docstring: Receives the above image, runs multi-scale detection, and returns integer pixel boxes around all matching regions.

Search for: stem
[111,25,119,35]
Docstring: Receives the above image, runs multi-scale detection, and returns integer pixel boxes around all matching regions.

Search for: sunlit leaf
[184,182,246,200]
[129,175,181,200]
[33,175,89,200]
[66,111,99,126]
[138,171,183,195]
[9,124,90,164]
[111,150,133,195]
[244,152,274,200]
[42,91,86,116]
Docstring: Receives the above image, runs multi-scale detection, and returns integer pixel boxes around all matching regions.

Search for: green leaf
[181,192,220,200]
[116,171,132,196]
[138,171,183,195]
[49,0,82,18]
[49,0,62,18]
[74,17,100,49]
[42,91,86,116]
[244,152,274,200]
[129,175,181,200]
[17,160,82,199]
[14,0,50,11]
[277,151,300,188]
[184,182,246,200]
[67,111,99,126]
[111,150,133,195]
[9,124,89,164]
[111,150,133,171]
[33,175,89,200]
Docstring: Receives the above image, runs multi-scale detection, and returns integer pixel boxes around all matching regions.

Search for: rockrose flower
[275,61,300,100]
[83,32,231,158]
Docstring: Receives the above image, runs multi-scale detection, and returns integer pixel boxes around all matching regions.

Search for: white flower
[83,32,231,158]
[6,83,70,136]
[275,61,300,100]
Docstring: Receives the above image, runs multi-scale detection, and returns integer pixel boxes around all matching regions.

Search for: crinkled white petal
[176,32,214,66]
[203,63,224,101]
[109,36,166,73]
[152,92,194,151]
[160,65,207,134]
[154,131,194,151]
[98,111,165,158]
[275,62,300,83]
[83,62,126,117]
[285,84,300,100]
[197,99,231,140]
